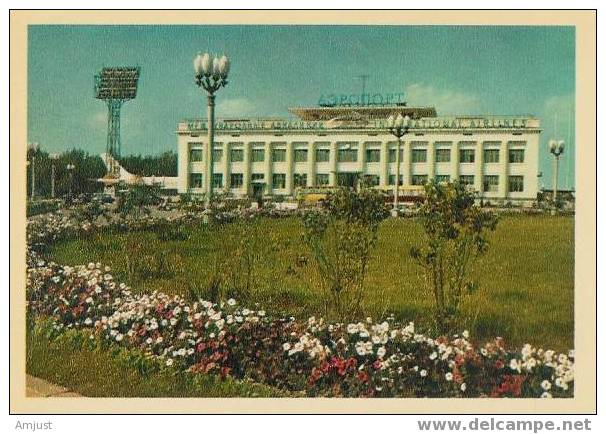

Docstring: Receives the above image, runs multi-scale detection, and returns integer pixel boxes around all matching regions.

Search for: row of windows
[190,173,526,192]
[190,147,526,164]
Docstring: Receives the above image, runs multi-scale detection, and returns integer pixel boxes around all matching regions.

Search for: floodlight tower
[94,67,140,178]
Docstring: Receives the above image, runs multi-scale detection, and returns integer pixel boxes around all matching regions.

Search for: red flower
[357,371,369,383]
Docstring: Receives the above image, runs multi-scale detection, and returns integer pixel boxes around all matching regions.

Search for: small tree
[302,188,389,321]
[117,184,162,217]
[410,180,498,334]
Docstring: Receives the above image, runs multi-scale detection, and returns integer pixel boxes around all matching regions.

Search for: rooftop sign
[318,92,406,107]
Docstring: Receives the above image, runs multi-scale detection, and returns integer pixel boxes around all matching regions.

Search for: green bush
[410,180,498,334]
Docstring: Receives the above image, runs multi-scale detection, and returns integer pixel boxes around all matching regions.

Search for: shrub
[410,180,498,334]
[302,188,389,321]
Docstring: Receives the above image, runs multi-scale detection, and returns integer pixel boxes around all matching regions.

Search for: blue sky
[28,25,575,189]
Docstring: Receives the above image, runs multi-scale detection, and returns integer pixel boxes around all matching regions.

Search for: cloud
[404,83,483,116]
[542,94,574,140]
[216,98,257,117]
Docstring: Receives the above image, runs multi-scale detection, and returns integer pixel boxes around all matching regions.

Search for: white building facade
[176,105,541,205]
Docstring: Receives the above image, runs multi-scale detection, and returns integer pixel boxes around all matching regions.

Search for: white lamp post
[193,52,230,209]
[548,139,564,213]
[49,153,59,198]
[387,114,410,216]
[28,143,39,200]
[66,163,76,198]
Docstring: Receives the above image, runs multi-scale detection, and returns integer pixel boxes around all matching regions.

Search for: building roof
[288,105,438,121]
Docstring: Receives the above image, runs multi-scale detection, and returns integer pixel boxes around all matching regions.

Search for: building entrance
[337,172,360,190]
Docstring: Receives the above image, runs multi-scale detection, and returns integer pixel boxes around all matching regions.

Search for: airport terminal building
[176,104,541,205]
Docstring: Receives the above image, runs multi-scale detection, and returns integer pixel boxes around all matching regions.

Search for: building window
[338,148,358,162]
[366,149,381,163]
[459,175,474,186]
[189,173,203,188]
[316,173,329,186]
[294,149,308,162]
[230,173,243,189]
[212,173,223,188]
[272,149,286,162]
[363,174,380,186]
[251,173,264,182]
[294,173,307,187]
[484,149,500,163]
[272,173,286,189]
[213,149,223,163]
[389,148,404,163]
[189,149,203,162]
[411,175,428,186]
[483,175,499,193]
[316,149,330,162]
[509,149,525,163]
[435,149,451,163]
[435,175,450,183]
[412,149,427,163]
[460,149,475,163]
[251,149,265,162]
[388,174,404,186]
[230,149,244,162]
[509,175,524,192]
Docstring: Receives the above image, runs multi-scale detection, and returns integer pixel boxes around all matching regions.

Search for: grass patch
[46,214,574,351]
[26,321,294,397]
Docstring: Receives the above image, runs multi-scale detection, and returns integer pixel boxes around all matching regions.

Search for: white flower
[460,383,467,392]
[227,298,236,306]
[377,346,387,358]
[282,342,291,352]
[429,352,438,360]
[347,323,359,334]
[166,358,174,366]
[462,330,470,339]
[420,369,428,377]
[115,333,124,342]
[541,392,552,398]
[509,359,520,372]
[541,380,552,391]
[445,372,453,381]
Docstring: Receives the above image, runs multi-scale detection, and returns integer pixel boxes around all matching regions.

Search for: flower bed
[25,208,574,398]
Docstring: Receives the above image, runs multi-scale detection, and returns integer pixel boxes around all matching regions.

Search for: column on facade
[474,141,484,194]
[427,141,436,180]
[243,142,252,196]
[451,141,460,181]
[498,140,509,199]
[358,142,366,182]
[402,139,412,186]
[307,141,316,187]
[222,143,231,191]
[329,141,338,187]
[264,142,273,195]
[285,142,294,195]
[379,140,389,187]
[178,139,190,193]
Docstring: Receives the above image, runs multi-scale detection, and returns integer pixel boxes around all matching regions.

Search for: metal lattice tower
[94,67,140,177]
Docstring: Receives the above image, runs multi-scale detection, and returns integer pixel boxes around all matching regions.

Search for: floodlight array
[94,67,140,100]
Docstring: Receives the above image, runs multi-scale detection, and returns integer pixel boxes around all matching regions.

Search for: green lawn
[46,214,574,351]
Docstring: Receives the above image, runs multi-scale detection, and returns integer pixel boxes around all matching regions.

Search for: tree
[302,188,389,321]
[410,180,498,334]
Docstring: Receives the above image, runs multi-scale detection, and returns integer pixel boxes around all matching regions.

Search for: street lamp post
[387,114,411,216]
[66,163,76,199]
[548,139,564,214]
[193,52,230,209]
[49,153,59,198]
[28,143,39,200]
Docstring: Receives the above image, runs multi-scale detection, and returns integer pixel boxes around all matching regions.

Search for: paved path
[26,375,82,397]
